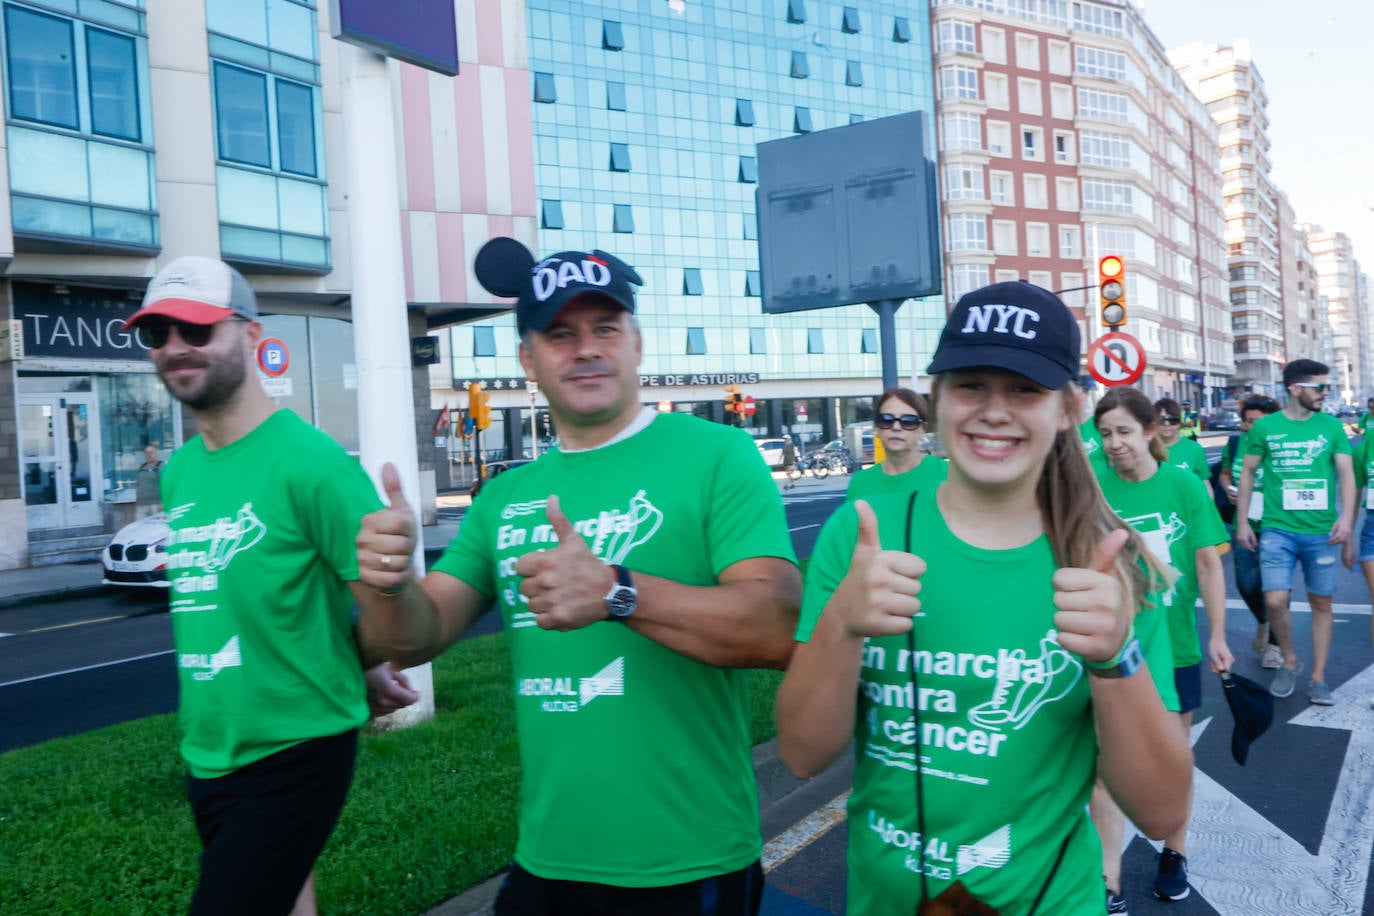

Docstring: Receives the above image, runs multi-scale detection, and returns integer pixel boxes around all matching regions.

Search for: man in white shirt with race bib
[1237,359,1355,704]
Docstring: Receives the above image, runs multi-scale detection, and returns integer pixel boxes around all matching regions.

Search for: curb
[0,582,108,611]
[424,739,809,916]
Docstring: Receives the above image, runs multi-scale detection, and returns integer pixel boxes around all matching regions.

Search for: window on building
[994,268,1019,283]
[1047,39,1071,75]
[606,81,626,110]
[533,71,557,103]
[989,171,1014,205]
[982,25,1006,63]
[1053,130,1073,164]
[609,142,631,171]
[746,271,762,297]
[1055,177,1078,210]
[735,98,755,126]
[846,60,863,87]
[945,164,984,201]
[739,155,757,183]
[787,0,806,24]
[893,17,911,42]
[686,327,707,355]
[683,268,704,295]
[1015,34,1039,69]
[1081,178,1133,213]
[941,111,981,150]
[987,120,1011,156]
[1023,173,1047,208]
[951,263,989,298]
[1017,78,1042,115]
[1075,45,1127,80]
[861,328,878,353]
[87,27,139,140]
[850,113,864,124]
[473,326,496,357]
[613,204,634,233]
[1049,83,1073,120]
[1079,130,1133,168]
[936,20,976,52]
[1077,87,1130,121]
[749,327,768,353]
[6,6,78,130]
[807,328,826,354]
[984,72,1009,109]
[1058,225,1081,259]
[992,219,1017,255]
[212,63,271,169]
[541,199,564,229]
[791,50,810,79]
[948,213,987,251]
[1021,126,1042,161]
[939,65,978,100]
[794,106,813,133]
[602,20,624,50]
[842,6,860,32]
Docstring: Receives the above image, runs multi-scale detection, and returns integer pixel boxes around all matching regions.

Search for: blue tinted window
[735,97,755,126]
[842,7,861,33]
[474,326,497,357]
[787,0,806,24]
[791,50,809,79]
[607,81,626,110]
[87,28,140,141]
[214,63,271,168]
[794,107,813,133]
[746,272,762,297]
[846,60,863,87]
[609,142,631,171]
[739,156,757,183]
[749,327,767,353]
[534,71,557,103]
[894,17,912,42]
[6,7,78,129]
[603,20,624,50]
[683,268,703,295]
[686,327,707,355]
[861,329,878,353]
[808,328,825,354]
[613,204,634,233]
[275,79,315,176]
[541,199,564,229]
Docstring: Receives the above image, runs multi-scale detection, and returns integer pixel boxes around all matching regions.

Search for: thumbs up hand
[516,495,617,631]
[1051,528,1132,664]
[831,501,926,637]
[357,462,418,592]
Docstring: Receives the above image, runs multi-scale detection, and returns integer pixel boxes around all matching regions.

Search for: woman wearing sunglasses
[1091,386,1232,910]
[777,282,1190,915]
[846,388,947,503]
[1153,397,1212,494]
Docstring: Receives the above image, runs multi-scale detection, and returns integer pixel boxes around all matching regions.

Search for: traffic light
[724,384,741,425]
[468,382,491,431]
[1098,255,1127,328]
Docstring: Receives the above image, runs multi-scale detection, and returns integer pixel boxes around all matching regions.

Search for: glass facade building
[453,1,943,426]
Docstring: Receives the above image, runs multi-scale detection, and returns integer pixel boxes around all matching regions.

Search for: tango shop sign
[14,282,147,360]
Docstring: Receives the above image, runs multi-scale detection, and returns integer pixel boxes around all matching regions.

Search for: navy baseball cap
[473,237,643,336]
[1221,671,1274,766]
[926,281,1081,389]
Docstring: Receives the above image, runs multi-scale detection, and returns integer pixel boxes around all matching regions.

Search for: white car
[755,437,787,468]
[101,512,170,589]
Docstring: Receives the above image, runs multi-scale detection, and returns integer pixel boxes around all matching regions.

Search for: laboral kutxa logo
[519,657,625,713]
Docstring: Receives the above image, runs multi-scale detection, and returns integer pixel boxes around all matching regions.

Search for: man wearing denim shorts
[1237,359,1356,703]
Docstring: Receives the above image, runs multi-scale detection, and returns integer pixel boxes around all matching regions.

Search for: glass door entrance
[20,392,102,529]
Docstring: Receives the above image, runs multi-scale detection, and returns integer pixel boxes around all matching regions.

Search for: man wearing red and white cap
[126,256,389,915]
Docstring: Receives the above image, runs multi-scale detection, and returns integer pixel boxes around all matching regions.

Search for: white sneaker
[1261,645,1283,669]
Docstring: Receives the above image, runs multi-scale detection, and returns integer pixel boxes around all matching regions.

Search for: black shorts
[186,729,358,916]
[494,860,765,916]
[1174,662,1203,714]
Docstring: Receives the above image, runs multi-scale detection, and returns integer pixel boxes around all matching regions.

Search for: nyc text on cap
[473,236,643,336]
[926,280,1081,390]
[125,256,259,329]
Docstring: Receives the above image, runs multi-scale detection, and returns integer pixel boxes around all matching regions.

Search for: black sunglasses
[136,318,231,349]
[875,412,923,430]
[1157,415,1182,425]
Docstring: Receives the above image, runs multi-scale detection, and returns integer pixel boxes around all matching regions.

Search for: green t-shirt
[1165,437,1210,486]
[1229,431,1265,523]
[432,411,796,886]
[1096,463,1228,669]
[846,455,949,502]
[1358,411,1374,435]
[1245,411,1352,534]
[799,490,1107,915]
[1352,436,1374,510]
[162,410,377,778]
[1079,418,1109,469]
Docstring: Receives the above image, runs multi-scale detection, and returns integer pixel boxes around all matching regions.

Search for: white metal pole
[340,43,434,726]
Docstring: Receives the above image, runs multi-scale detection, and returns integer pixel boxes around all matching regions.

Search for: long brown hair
[1095,387,1168,462]
[931,377,1161,615]
[873,387,930,423]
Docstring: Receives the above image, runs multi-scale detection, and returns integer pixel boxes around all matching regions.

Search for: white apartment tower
[1171,40,1285,394]
[932,0,1231,404]
[1302,227,1364,400]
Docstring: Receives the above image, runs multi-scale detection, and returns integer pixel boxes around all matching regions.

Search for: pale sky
[1140,0,1374,273]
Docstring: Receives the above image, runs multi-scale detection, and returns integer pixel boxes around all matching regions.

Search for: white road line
[0,649,175,688]
[762,791,850,873]
[789,524,820,533]
[1224,598,1371,616]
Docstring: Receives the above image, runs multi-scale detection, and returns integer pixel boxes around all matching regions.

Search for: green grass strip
[0,633,785,915]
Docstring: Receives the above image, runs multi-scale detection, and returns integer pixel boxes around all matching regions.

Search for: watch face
[606,585,637,619]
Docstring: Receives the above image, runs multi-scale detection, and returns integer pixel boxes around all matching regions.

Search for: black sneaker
[1154,847,1191,901]
[1106,888,1129,913]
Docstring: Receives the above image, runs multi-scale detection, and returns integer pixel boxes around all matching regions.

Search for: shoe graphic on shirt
[967,630,1082,731]
[956,824,1012,876]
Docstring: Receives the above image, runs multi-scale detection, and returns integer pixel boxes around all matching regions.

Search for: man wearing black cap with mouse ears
[354,238,801,914]
[124,256,388,915]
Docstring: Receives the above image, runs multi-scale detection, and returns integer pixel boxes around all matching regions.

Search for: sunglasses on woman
[1157,415,1182,425]
[875,413,923,430]
[136,318,234,349]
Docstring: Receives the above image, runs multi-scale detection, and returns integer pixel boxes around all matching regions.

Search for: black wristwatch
[1087,637,1146,679]
[603,565,637,621]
